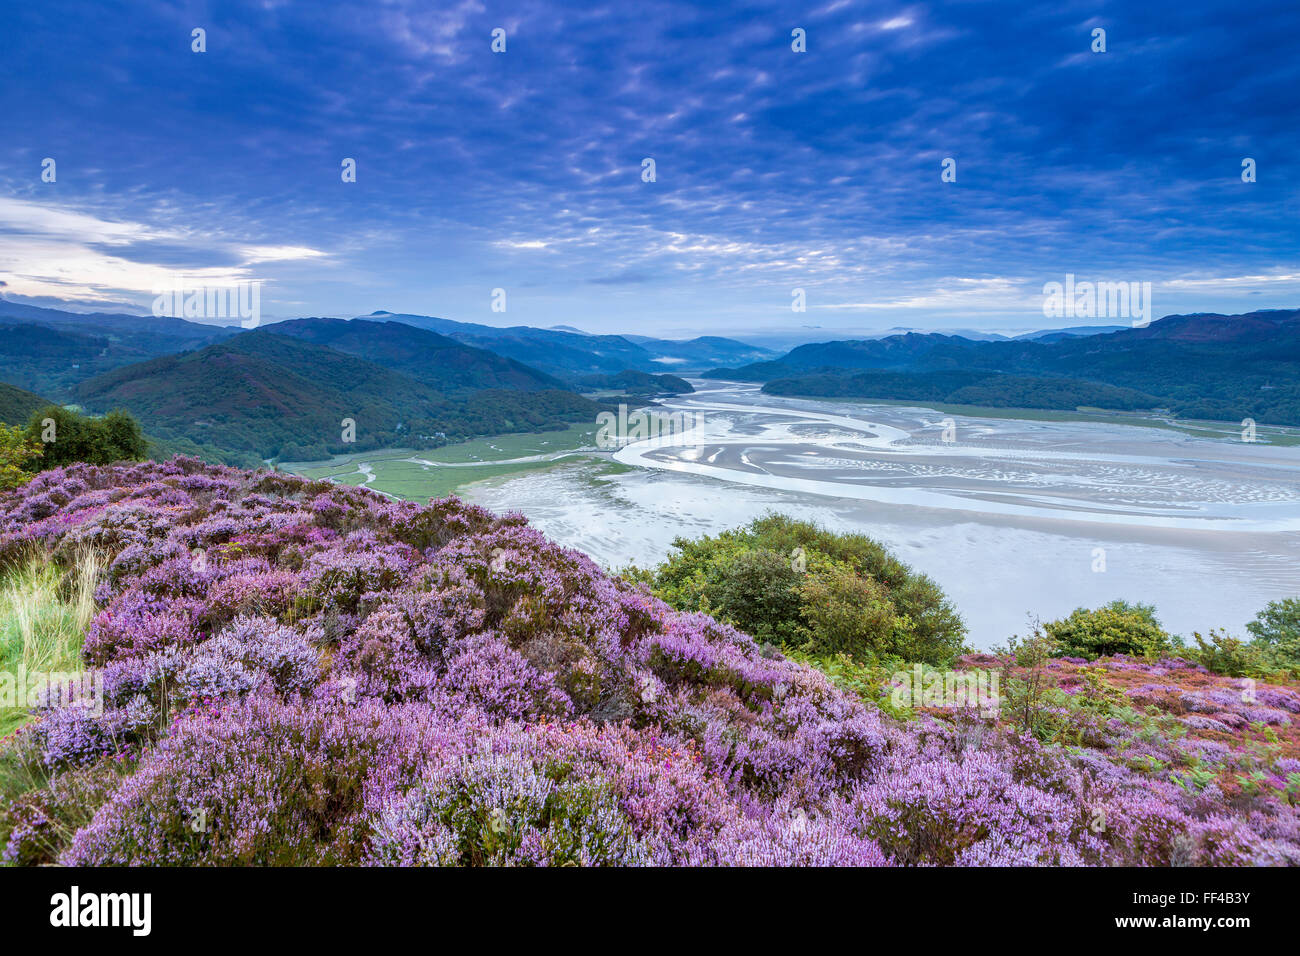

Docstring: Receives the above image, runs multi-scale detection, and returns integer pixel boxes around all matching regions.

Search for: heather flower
[1,458,1296,868]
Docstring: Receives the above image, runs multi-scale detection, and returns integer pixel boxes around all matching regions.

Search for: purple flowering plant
[1,458,1298,866]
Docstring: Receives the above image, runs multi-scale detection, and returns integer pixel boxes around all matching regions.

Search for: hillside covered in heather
[2,460,1299,866]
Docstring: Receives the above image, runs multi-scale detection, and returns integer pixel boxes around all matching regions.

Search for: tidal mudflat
[462,381,1300,648]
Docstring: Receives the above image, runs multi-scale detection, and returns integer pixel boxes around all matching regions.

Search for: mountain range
[359,311,774,376]
[266,317,566,393]
[3,301,1297,468]
[706,310,1300,426]
[0,301,771,396]
[69,330,611,464]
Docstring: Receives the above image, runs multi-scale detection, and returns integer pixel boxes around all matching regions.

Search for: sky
[1,0,1298,340]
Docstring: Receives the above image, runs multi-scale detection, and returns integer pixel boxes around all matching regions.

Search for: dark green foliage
[23,406,148,469]
[577,370,693,395]
[634,513,967,665]
[1245,598,1300,673]
[0,382,52,427]
[1185,630,1274,678]
[706,548,805,644]
[709,310,1300,426]
[73,330,609,461]
[1044,600,1176,660]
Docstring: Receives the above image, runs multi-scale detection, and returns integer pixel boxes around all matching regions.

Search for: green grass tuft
[0,551,101,737]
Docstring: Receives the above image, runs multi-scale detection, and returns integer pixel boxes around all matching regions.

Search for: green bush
[0,424,43,490]
[1044,600,1175,661]
[23,406,147,471]
[633,513,966,665]
[1245,598,1300,674]
[1185,629,1274,679]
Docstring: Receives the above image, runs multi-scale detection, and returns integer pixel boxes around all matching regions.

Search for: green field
[279,423,612,501]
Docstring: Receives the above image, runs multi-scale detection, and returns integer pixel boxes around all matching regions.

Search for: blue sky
[2,0,1298,339]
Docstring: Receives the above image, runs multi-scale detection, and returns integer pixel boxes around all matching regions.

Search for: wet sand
[463,382,1300,648]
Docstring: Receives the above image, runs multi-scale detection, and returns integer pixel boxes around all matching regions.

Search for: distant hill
[619,334,776,368]
[577,370,693,395]
[267,317,566,393]
[358,312,656,377]
[701,333,988,382]
[710,310,1300,425]
[1012,325,1126,341]
[357,312,774,376]
[0,382,54,427]
[73,330,608,461]
[0,303,773,392]
[0,300,237,342]
[0,302,238,396]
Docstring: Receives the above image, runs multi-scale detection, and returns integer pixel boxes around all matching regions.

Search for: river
[461,381,1300,649]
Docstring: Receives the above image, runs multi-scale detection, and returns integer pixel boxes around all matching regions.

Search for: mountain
[0,382,54,426]
[0,302,239,396]
[619,334,776,367]
[0,304,773,396]
[711,310,1300,425]
[576,370,694,395]
[702,333,982,382]
[356,312,655,377]
[73,330,608,461]
[353,312,774,376]
[1013,325,1126,341]
[0,300,241,345]
[266,317,566,393]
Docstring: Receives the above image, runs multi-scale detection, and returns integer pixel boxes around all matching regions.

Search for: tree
[1044,600,1175,660]
[1246,598,1300,673]
[0,424,43,490]
[23,406,147,470]
[796,559,901,658]
[633,514,967,665]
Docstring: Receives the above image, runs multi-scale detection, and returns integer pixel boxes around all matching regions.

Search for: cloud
[0,0,1296,329]
[0,199,326,305]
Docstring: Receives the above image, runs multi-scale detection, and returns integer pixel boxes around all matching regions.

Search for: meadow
[279,424,616,501]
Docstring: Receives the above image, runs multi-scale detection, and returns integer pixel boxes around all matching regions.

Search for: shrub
[3,459,1298,868]
[1045,600,1175,660]
[1185,629,1275,679]
[0,425,43,490]
[62,695,434,866]
[1246,598,1300,674]
[23,407,147,471]
[637,514,965,665]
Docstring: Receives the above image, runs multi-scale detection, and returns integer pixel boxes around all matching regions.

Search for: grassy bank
[0,553,100,736]
[278,423,614,501]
